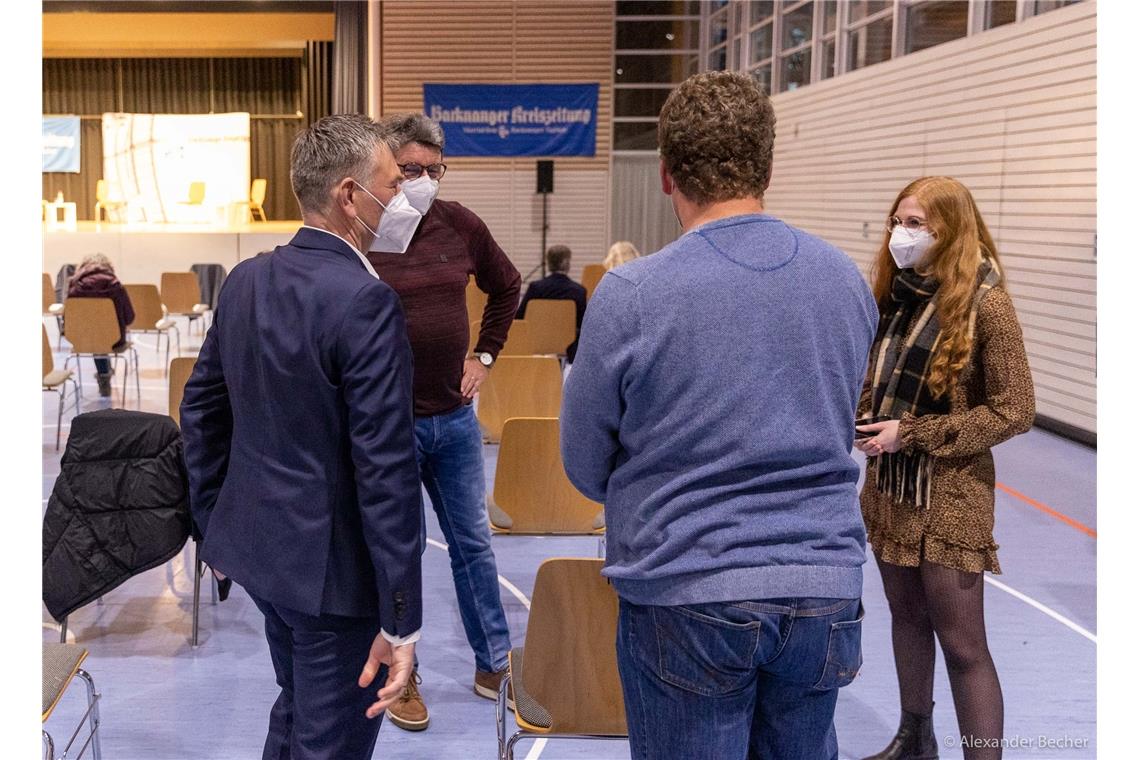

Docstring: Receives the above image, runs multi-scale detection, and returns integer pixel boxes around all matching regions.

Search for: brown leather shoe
[474,667,515,711]
[386,669,429,731]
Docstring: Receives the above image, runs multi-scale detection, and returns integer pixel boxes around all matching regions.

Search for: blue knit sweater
[561,214,878,606]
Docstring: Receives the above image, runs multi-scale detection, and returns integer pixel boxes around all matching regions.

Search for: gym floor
[41,318,1096,759]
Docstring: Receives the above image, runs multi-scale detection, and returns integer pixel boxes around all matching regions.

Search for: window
[847,14,893,72]
[777,1,813,93]
[984,1,1018,29]
[614,1,702,153]
[905,1,969,55]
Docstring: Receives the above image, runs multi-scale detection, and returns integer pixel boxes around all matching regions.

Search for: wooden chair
[125,284,180,375]
[499,320,543,356]
[496,558,626,760]
[42,643,103,760]
[249,178,268,221]
[43,325,80,451]
[466,276,488,322]
[93,179,125,223]
[488,417,603,534]
[168,357,197,428]
[475,356,562,443]
[43,273,65,349]
[62,297,140,407]
[160,272,210,336]
[522,300,576,356]
[581,263,605,300]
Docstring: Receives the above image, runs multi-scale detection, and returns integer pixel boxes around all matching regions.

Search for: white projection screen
[102,112,251,224]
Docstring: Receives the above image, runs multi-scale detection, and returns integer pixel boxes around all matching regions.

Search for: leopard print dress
[858,286,1036,574]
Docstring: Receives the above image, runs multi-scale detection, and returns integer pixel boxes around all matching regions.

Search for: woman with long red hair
[855,177,1035,760]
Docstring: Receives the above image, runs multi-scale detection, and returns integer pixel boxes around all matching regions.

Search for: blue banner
[424,83,598,157]
[43,116,81,173]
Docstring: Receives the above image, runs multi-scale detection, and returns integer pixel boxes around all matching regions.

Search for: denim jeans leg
[417,405,511,673]
[616,599,762,760]
[751,597,864,760]
[93,356,110,374]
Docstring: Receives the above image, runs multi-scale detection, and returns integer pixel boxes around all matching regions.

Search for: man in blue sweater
[561,72,878,759]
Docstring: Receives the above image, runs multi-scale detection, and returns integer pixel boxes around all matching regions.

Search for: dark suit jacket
[180,227,422,636]
[516,272,588,361]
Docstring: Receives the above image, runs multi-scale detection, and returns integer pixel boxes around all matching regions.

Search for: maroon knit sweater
[367,200,521,417]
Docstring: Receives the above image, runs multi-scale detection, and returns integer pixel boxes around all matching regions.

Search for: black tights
[876,555,1004,760]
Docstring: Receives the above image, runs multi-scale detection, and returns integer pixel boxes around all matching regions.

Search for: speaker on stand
[536,160,554,277]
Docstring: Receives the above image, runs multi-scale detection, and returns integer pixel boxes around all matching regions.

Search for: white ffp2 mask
[888,227,935,269]
[353,182,424,254]
[401,175,439,214]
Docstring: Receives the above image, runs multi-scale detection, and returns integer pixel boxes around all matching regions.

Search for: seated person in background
[67,252,134,397]
[603,240,641,270]
[516,244,587,361]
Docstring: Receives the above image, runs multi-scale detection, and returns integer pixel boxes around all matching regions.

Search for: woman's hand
[854,420,902,457]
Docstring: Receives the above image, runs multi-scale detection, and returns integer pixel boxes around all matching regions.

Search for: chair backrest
[168,357,198,427]
[187,181,206,205]
[63,298,121,354]
[492,418,603,534]
[123,284,165,328]
[466,277,488,322]
[43,273,57,312]
[250,178,267,205]
[519,558,626,735]
[581,264,605,300]
[475,356,562,442]
[524,299,577,355]
[161,272,203,314]
[499,320,541,356]
[42,324,55,378]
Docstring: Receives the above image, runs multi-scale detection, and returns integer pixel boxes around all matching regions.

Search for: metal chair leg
[192,541,202,647]
[42,730,54,760]
[56,387,65,451]
[132,347,141,405]
[211,572,218,605]
[71,376,80,417]
[59,616,67,643]
[77,668,102,760]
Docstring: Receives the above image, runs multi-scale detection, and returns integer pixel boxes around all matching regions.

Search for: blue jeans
[415,403,511,673]
[616,596,864,760]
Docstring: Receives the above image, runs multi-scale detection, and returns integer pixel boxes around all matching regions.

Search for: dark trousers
[249,593,387,760]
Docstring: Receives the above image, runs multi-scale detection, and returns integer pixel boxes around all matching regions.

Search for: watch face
[479,353,493,366]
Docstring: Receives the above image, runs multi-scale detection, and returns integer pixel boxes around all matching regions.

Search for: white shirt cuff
[381,628,420,647]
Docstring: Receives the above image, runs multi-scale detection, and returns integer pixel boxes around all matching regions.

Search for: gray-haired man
[365,112,521,731]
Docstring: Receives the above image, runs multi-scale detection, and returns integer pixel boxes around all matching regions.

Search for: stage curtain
[332,1,367,115]
[43,55,328,221]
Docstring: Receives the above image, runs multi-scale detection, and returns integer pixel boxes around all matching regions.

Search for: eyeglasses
[398,162,447,181]
[886,215,929,232]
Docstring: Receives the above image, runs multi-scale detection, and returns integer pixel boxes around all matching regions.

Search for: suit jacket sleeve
[180,318,232,541]
[337,281,423,638]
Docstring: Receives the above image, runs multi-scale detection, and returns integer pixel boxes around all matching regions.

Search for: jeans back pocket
[812,601,864,691]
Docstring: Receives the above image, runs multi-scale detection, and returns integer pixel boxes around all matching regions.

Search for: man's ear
[659,159,674,196]
[336,177,357,213]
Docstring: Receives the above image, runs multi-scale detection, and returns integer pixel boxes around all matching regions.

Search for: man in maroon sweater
[366,113,521,731]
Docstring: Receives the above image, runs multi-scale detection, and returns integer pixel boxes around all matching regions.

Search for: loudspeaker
[536,160,554,194]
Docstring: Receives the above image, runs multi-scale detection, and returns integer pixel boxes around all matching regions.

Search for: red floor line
[996,481,1097,539]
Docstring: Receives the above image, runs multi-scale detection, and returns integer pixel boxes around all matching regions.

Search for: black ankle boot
[95,372,112,398]
[862,708,939,760]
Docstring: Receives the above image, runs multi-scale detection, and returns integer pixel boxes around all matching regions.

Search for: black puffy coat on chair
[43,409,191,622]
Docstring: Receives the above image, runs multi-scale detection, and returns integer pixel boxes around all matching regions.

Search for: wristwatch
[475,351,494,368]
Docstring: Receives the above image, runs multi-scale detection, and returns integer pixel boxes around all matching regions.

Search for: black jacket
[42,409,191,622]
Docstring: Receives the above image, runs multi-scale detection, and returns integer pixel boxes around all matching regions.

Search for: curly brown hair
[657,71,776,205]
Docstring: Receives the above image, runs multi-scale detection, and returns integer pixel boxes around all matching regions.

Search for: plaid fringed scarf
[868,259,1001,508]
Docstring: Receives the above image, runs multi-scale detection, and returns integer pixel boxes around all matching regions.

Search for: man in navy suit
[515,244,588,361]
[181,113,423,760]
